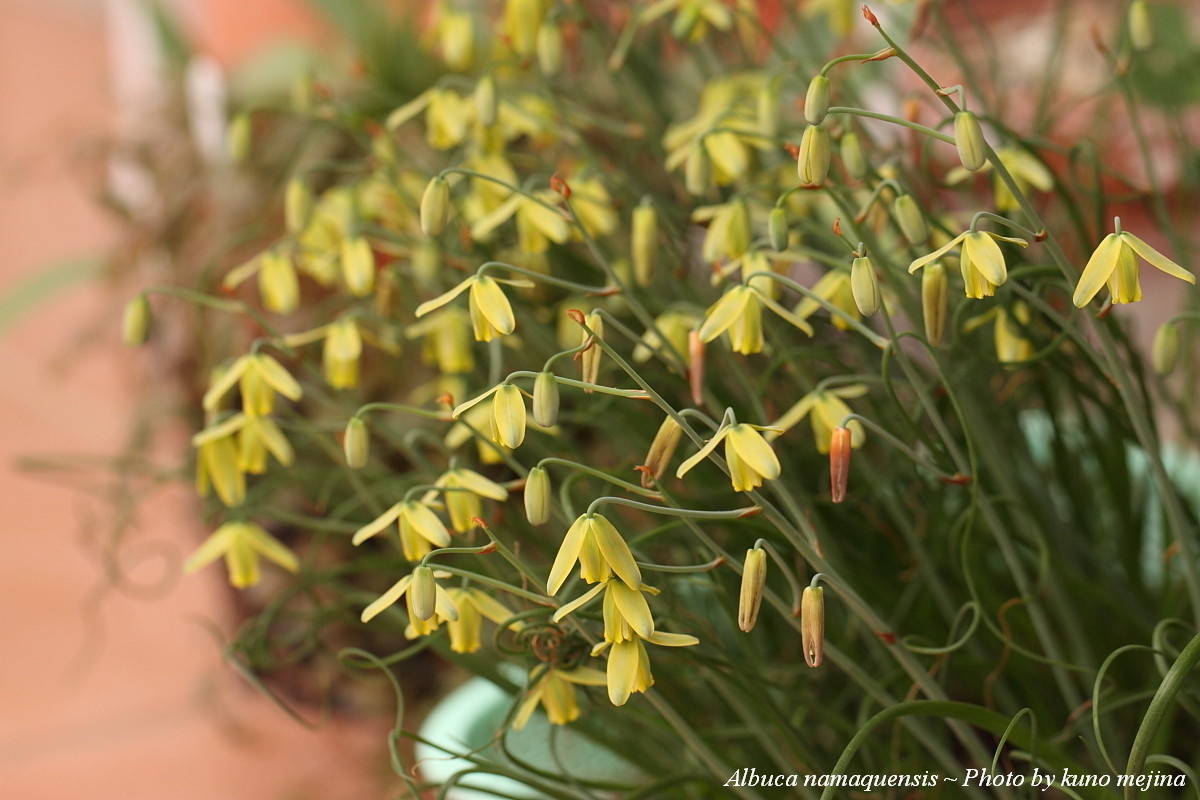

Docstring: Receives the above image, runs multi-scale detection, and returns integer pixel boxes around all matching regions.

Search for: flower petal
[415,276,475,318]
[607,639,639,706]
[908,233,966,274]
[361,575,413,623]
[201,356,250,412]
[551,582,606,623]
[352,503,403,545]
[451,468,509,501]
[243,523,300,573]
[676,426,730,478]
[1072,233,1122,307]
[609,581,654,639]
[590,514,642,590]
[182,524,236,573]
[253,354,303,401]
[471,276,516,335]
[547,514,591,594]
[727,425,781,481]
[963,231,1007,286]
[646,631,700,647]
[1122,233,1196,285]
[696,287,751,343]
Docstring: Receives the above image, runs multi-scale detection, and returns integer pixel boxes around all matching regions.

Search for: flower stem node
[830,427,852,503]
[798,124,831,187]
[677,422,782,492]
[801,586,825,668]
[953,111,988,172]
[1072,223,1195,307]
[804,75,831,126]
[738,548,767,632]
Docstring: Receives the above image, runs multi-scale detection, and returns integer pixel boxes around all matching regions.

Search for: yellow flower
[767,385,867,454]
[908,230,1028,300]
[663,74,770,186]
[202,353,302,416]
[632,310,699,364]
[641,0,733,42]
[184,521,299,588]
[694,199,750,265]
[194,427,245,507]
[452,382,528,449]
[965,302,1034,364]
[416,274,529,342]
[677,422,781,492]
[425,467,509,533]
[512,666,608,729]
[409,307,474,375]
[352,499,452,561]
[794,269,859,330]
[323,318,363,389]
[469,190,570,254]
[429,3,474,70]
[552,578,657,643]
[1072,225,1195,307]
[258,250,300,313]
[547,513,642,595]
[698,284,814,355]
[443,588,520,654]
[594,631,699,707]
[948,147,1053,213]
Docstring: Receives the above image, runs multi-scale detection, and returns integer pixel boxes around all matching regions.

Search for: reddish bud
[550,173,571,199]
[861,5,878,25]
[688,330,705,406]
[437,392,455,407]
[830,427,852,503]
[783,143,801,160]
[1034,229,1048,242]
[832,218,843,237]
[565,308,585,324]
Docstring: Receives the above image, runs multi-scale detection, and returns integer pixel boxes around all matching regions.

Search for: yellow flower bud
[632,201,658,287]
[797,124,831,187]
[284,177,313,235]
[524,465,551,526]
[768,207,788,252]
[532,370,559,427]
[804,75,831,125]
[850,256,880,316]
[226,111,251,164]
[341,237,375,297]
[504,0,546,57]
[474,75,497,128]
[830,427,852,503]
[344,416,368,469]
[581,311,604,388]
[258,251,299,314]
[1129,0,1152,51]
[738,548,767,632]
[922,261,948,346]
[420,175,451,236]
[801,586,825,668]
[841,131,868,181]
[757,80,780,138]
[1153,321,1180,376]
[536,19,563,75]
[893,194,927,244]
[685,144,711,195]
[121,293,151,346]
[954,111,988,172]
[324,318,362,389]
[642,416,683,488]
[411,566,437,621]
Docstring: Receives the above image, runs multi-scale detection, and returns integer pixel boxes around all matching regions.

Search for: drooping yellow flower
[908,230,1028,300]
[352,499,452,561]
[386,88,474,150]
[202,353,302,416]
[794,269,859,330]
[547,513,642,595]
[593,630,699,707]
[425,467,509,533]
[360,568,459,634]
[663,74,772,187]
[429,3,475,71]
[194,426,245,507]
[452,382,528,449]
[947,147,1053,213]
[469,190,570,254]
[443,587,520,653]
[694,199,750,265]
[697,284,814,355]
[322,317,363,389]
[677,422,781,492]
[416,274,529,342]
[1072,225,1195,307]
[184,521,299,588]
[641,0,733,42]
[512,666,608,729]
[551,578,657,643]
[766,385,867,454]
[409,307,475,375]
[965,301,1034,364]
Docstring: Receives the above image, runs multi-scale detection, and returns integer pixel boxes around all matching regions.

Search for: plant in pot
[123,0,1200,796]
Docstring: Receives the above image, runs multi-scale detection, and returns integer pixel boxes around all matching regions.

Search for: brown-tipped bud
[341,236,375,297]
[801,586,825,667]
[953,111,988,172]
[121,293,151,346]
[420,175,451,236]
[285,177,314,234]
[798,124,831,187]
[1153,322,1180,376]
[768,207,788,252]
[474,75,497,127]
[643,416,683,488]
[685,145,711,195]
[410,566,436,621]
[1129,0,1152,51]
[830,427,852,503]
[804,75,831,126]
[921,261,948,346]
[532,370,560,427]
[861,5,879,25]
[632,201,658,287]
[344,416,369,468]
[524,465,551,525]
[581,311,604,389]
[688,330,704,406]
[226,112,252,164]
[738,548,768,632]
[841,132,867,181]
[850,256,880,316]
[536,19,563,74]
[893,194,928,244]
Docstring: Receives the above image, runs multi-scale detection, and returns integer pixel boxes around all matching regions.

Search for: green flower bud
[768,207,788,252]
[524,465,551,526]
[475,75,497,127]
[850,256,881,316]
[632,201,657,287]
[841,132,868,181]
[411,566,436,621]
[797,124,831,187]
[1153,322,1180,376]
[533,369,560,427]
[922,261,948,346]
[804,75,831,125]
[893,194,928,244]
[954,111,988,172]
[344,416,369,469]
[536,20,563,75]
[121,293,151,346]
[420,175,451,236]
[1129,0,1152,51]
[258,251,299,314]
[685,145,711,195]
[801,586,825,668]
[284,177,313,234]
[226,112,251,164]
[757,80,780,138]
[738,548,767,632]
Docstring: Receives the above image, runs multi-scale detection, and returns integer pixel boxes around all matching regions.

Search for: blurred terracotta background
[0,1,392,798]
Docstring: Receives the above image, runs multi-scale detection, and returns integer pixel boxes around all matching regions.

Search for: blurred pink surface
[0,1,388,797]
